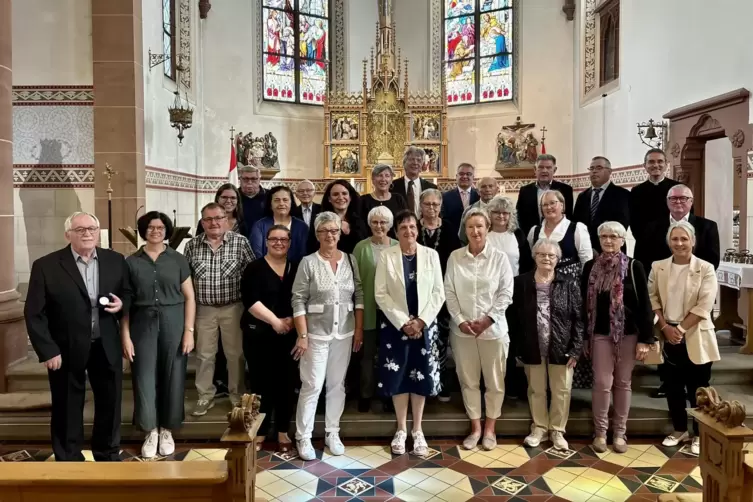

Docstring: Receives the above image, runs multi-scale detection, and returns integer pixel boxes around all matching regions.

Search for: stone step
[6,344,750,392]
[0,383,752,442]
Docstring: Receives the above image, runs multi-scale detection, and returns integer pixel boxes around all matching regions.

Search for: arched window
[598,0,619,86]
[262,0,331,106]
[443,0,514,106]
[162,0,177,80]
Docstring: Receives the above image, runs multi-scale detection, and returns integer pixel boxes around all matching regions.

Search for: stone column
[0,0,29,391]
[92,0,145,254]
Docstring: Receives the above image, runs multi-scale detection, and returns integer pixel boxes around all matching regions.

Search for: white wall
[573,0,753,172]
[394,0,430,93]
[346,0,378,93]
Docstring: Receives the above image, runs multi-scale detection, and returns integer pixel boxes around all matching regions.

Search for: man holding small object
[25,211,131,462]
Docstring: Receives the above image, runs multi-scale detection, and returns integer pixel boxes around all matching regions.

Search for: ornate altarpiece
[323,0,448,191]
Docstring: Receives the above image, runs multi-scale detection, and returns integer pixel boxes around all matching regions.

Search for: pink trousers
[591,334,638,438]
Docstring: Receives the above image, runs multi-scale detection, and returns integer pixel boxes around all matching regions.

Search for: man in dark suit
[516,154,574,236]
[573,156,630,253]
[24,211,131,462]
[291,179,321,227]
[442,163,480,239]
[391,146,437,216]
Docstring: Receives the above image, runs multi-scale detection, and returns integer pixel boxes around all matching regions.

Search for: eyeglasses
[147,226,166,233]
[297,189,315,194]
[218,195,237,202]
[267,237,290,244]
[202,216,227,223]
[371,220,389,227]
[422,202,441,208]
[668,196,691,203]
[457,172,473,177]
[317,229,340,235]
[241,177,260,183]
[71,226,99,236]
[541,201,560,208]
[588,166,607,172]
[535,252,558,260]
[599,234,623,241]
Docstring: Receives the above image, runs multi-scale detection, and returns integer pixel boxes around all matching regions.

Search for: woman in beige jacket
[648,220,719,456]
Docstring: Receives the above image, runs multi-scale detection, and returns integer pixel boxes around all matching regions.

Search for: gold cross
[103,162,118,195]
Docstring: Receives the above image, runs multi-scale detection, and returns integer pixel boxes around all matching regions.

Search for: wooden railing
[0,398,265,502]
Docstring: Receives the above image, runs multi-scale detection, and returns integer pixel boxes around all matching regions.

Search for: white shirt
[444,244,514,341]
[591,181,610,204]
[405,177,422,215]
[300,204,313,226]
[488,231,520,276]
[665,262,690,323]
[670,213,690,224]
[527,217,593,265]
[536,182,552,219]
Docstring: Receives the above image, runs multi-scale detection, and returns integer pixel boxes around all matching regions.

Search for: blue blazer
[442,187,479,239]
[250,216,309,262]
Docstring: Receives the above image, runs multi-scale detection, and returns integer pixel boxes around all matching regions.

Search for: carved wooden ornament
[695,387,747,428]
[730,129,745,148]
[227,393,262,433]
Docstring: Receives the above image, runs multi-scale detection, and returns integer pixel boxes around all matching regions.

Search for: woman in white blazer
[648,220,719,456]
[375,210,445,457]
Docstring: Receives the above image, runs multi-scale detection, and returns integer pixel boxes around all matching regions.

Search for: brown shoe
[591,436,607,454]
[613,436,628,454]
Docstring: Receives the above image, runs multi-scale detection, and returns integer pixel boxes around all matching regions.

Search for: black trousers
[243,330,298,437]
[664,341,712,434]
[48,339,122,461]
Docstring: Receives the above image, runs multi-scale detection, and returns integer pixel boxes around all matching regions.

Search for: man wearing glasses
[184,202,255,416]
[25,211,131,462]
[239,165,267,232]
[291,179,321,227]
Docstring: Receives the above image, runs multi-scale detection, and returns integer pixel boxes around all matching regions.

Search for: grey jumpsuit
[126,246,191,431]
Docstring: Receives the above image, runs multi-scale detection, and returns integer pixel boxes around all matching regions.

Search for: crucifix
[372,94,400,162]
[229,126,236,141]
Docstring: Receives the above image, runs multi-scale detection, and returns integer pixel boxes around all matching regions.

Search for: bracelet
[677,325,687,334]
[660,324,669,332]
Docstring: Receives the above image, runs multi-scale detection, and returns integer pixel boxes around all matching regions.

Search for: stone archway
[663,88,751,247]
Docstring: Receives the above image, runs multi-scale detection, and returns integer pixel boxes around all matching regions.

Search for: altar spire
[375,0,397,86]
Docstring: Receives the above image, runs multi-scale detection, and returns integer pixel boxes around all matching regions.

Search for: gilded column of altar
[0,0,30,389]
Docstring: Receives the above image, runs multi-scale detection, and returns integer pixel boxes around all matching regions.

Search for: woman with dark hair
[196,183,247,238]
[360,164,408,234]
[250,185,308,262]
[307,179,367,254]
[122,211,196,459]
[242,224,299,453]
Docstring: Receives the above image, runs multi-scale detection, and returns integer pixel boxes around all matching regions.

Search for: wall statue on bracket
[235,132,280,175]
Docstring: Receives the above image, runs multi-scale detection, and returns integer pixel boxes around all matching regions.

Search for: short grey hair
[372,164,394,178]
[419,188,442,204]
[597,221,627,239]
[666,221,696,246]
[403,146,425,167]
[462,207,491,230]
[591,156,612,169]
[486,196,518,233]
[367,206,394,230]
[532,238,562,259]
[65,211,101,232]
[667,184,693,198]
[536,154,557,165]
[297,179,315,190]
[539,189,566,208]
[314,211,342,232]
[239,165,261,176]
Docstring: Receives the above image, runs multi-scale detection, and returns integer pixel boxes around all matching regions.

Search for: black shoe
[358,398,371,413]
[438,389,451,403]
[382,399,394,413]
[650,387,667,399]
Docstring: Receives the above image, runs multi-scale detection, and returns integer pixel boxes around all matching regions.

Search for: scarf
[586,251,628,359]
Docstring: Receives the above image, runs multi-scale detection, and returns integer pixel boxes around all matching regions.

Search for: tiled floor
[0,439,703,502]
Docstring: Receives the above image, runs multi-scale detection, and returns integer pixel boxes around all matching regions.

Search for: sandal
[254,437,265,452]
[278,434,293,453]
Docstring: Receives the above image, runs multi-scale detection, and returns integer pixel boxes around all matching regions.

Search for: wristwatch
[677,325,687,335]
[299,333,308,339]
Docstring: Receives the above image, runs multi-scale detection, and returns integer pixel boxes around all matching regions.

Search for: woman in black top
[241,224,299,453]
[307,179,367,254]
[580,221,654,455]
[360,164,408,236]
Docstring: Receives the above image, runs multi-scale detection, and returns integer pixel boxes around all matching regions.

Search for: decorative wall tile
[12,106,94,164]
[13,164,94,188]
[12,86,94,106]
[583,0,597,96]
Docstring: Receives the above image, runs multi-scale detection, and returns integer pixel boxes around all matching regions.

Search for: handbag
[630,259,664,364]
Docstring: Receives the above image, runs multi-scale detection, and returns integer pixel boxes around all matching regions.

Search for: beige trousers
[524,359,573,433]
[195,302,245,402]
[451,335,507,420]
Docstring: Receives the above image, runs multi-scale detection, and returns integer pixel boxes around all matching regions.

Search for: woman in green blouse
[353,206,397,412]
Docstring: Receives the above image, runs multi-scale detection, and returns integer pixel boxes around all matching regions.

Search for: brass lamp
[169,89,193,145]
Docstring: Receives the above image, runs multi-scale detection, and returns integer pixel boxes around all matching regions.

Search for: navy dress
[377,255,441,397]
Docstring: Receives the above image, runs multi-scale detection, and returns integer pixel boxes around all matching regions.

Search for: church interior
[2,0,753,501]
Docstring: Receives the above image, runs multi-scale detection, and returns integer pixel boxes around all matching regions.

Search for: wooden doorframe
[663,88,751,248]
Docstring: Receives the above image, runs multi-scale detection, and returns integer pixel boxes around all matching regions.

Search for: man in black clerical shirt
[629,149,681,247]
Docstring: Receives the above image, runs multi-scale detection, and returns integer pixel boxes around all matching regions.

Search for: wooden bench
[0,410,265,502]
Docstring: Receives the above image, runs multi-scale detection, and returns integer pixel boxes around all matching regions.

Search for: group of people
[24,146,722,463]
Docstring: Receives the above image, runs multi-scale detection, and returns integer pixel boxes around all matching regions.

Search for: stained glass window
[162,0,176,80]
[444,0,513,105]
[262,0,330,105]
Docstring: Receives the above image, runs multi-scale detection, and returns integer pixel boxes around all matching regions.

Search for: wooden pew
[0,399,265,502]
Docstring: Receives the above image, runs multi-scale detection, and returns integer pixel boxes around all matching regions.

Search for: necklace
[404,253,417,262]
[535,272,554,283]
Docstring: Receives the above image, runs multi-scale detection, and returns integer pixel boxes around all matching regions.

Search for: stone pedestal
[0,0,29,392]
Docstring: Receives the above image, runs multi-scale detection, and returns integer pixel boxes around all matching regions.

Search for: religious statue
[332,116,359,141]
[495,117,544,170]
[413,116,440,141]
[235,131,280,171]
[332,148,359,174]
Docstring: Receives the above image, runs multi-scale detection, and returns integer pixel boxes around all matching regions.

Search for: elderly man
[25,212,131,462]
[458,176,500,244]
[572,156,630,252]
[391,146,438,216]
[239,165,267,234]
[443,163,480,240]
[184,202,255,416]
[516,154,574,236]
[291,179,321,227]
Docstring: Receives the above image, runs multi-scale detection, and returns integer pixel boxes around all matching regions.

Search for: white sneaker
[158,428,175,457]
[523,428,548,448]
[297,438,316,461]
[551,431,569,451]
[141,429,158,458]
[391,430,407,455]
[412,430,429,457]
[325,432,345,456]
[662,431,690,447]
[690,436,700,455]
